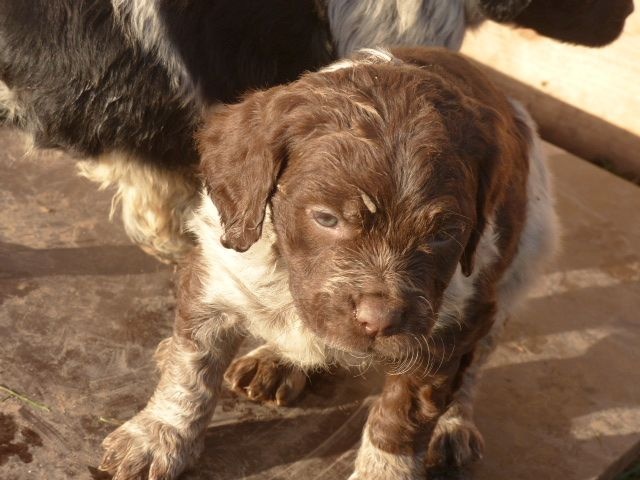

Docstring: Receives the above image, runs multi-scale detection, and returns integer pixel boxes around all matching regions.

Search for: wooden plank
[461,11,640,178]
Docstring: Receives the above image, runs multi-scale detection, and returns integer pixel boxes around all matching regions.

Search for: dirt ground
[1,127,640,480]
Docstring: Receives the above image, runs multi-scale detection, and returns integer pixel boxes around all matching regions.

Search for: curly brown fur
[102,47,557,479]
[1,0,621,262]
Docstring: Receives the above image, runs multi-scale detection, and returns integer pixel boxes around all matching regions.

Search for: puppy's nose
[356,295,403,337]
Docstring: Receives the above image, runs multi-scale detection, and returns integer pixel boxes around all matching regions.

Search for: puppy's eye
[433,230,454,243]
[431,226,466,248]
[312,210,339,228]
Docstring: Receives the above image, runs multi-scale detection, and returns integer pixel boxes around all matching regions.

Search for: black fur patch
[0,0,333,169]
[478,0,532,22]
[158,0,334,104]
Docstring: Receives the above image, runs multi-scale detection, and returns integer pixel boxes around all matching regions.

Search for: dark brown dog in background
[0,0,629,262]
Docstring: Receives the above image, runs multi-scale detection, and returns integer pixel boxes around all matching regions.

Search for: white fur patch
[321,47,398,73]
[498,100,559,314]
[145,383,196,433]
[189,194,330,369]
[77,153,197,262]
[0,80,22,124]
[350,425,424,479]
[435,221,500,334]
[327,0,468,57]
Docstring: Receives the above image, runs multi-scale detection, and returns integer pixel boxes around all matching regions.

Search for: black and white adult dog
[0,0,633,261]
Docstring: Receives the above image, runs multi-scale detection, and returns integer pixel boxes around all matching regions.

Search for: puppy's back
[390,46,513,118]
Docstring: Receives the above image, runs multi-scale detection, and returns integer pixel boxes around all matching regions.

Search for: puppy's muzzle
[355,294,405,337]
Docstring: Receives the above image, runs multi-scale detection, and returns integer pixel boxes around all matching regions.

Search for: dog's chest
[190,197,330,367]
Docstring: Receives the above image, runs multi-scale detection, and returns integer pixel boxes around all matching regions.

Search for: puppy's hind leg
[78,154,198,263]
[224,344,309,406]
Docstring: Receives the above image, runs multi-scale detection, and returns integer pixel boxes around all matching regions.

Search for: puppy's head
[197,51,526,361]
[509,0,634,46]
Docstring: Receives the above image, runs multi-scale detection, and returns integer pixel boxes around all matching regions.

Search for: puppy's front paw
[426,415,484,469]
[425,465,473,480]
[224,345,307,406]
[100,414,197,480]
[350,430,425,480]
[348,465,422,480]
[349,458,423,480]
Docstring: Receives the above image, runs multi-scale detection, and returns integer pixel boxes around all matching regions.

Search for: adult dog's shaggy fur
[100,47,558,480]
[0,0,631,260]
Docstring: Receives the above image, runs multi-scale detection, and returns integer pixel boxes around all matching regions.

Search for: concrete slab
[1,128,639,480]
[474,144,640,480]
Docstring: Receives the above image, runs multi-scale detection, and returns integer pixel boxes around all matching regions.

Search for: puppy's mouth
[301,297,436,364]
[333,330,445,377]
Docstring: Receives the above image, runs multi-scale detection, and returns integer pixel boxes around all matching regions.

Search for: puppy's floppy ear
[457,102,530,277]
[477,0,532,22]
[197,88,294,252]
[511,0,633,46]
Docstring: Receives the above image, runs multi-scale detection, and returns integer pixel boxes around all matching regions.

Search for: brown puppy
[100,47,558,480]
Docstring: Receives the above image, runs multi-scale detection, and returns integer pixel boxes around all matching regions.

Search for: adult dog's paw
[427,415,484,469]
[100,415,197,480]
[224,345,307,406]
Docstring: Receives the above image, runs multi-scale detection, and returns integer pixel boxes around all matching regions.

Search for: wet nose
[355,295,403,337]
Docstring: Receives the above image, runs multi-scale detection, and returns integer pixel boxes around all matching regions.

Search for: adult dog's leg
[78,156,198,263]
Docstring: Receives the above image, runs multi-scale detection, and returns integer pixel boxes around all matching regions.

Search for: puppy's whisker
[424,336,436,378]
[433,334,446,375]
[439,209,473,224]
[421,335,432,377]
[441,230,465,250]
[446,337,456,364]
[398,350,413,376]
